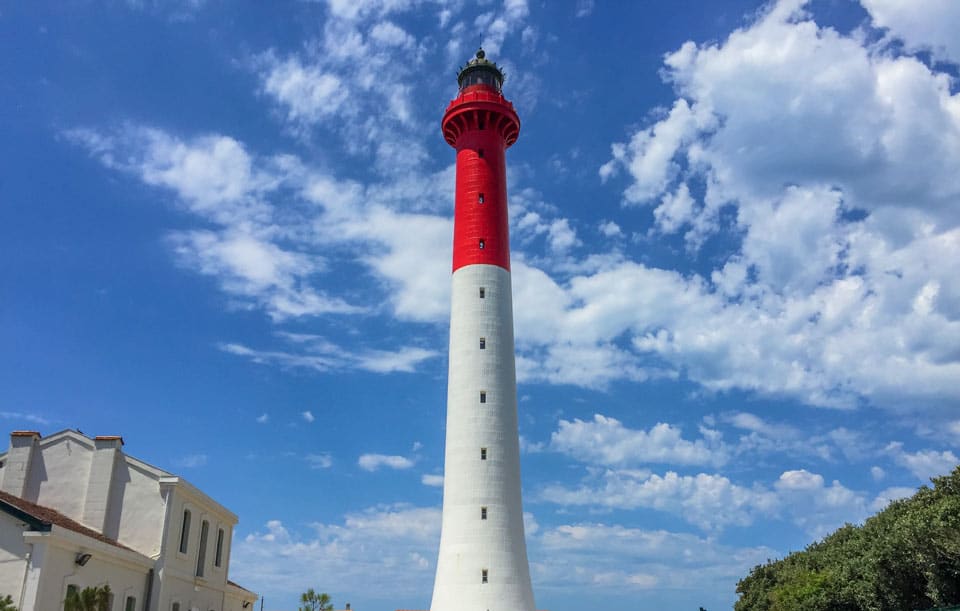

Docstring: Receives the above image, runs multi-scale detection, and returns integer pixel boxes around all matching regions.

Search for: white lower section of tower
[431,264,536,611]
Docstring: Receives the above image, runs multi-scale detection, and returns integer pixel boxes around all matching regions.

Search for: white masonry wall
[431,264,536,611]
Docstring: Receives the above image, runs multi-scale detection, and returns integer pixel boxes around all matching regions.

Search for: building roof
[0,489,134,552]
[227,579,257,595]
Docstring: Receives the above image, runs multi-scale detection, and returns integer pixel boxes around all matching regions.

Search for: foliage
[64,585,112,611]
[299,588,333,611]
[735,465,960,611]
[0,595,15,611]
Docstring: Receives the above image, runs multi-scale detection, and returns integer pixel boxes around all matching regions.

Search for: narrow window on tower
[479,287,485,298]
[481,569,488,584]
[480,391,487,403]
[479,337,486,349]
[479,238,485,249]
[478,149,484,158]
[480,447,487,460]
[481,506,487,520]
[478,192,485,204]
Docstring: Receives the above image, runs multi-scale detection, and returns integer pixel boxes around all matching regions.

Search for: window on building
[179,509,191,554]
[479,337,486,349]
[481,506,487,520]
[479,238,485,249]
[66,585,78,599]
[196,520,209,577]
[480,447,487,460]
[482,569,489,583]
[478,149,484,158]
[478,192,485,204]
[480,391,486,403]
[125,596,137,611]
[479,287,485,298]
[172,604,181,611]
[215,528,225,568]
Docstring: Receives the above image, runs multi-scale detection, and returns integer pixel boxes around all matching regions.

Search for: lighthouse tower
[430,49,535,611]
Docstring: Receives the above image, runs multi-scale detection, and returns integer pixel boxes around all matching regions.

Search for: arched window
[179,510,191,554]
[196,520,209,577]
[215,528,225,567]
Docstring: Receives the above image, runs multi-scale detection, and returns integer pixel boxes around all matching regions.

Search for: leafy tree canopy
[736,466,960,611]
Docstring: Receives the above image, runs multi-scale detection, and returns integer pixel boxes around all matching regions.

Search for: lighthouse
[430,49,536,611]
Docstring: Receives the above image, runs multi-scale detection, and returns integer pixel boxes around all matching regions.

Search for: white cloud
[590,0,960,410]
[536,522,776,593]
[774,469,868,538]
[231,505,441,601]
[305,453,333,469]
[540,469,778,531]
[886,441,958,481]
[174,454,208,468]
[255,413,269,424]
[870,465,885,481]
[869,485,916,512]
[598,220,621,237]
[862,0,960,64]
[474,0,530,56]
[421,473,444,487]
[301,410,316,423]
[221,335,438,375]
[0,411,51,425]
[358,453,415,471]
[550,414,727,467]
[541,465,869,536]
[259,54,349,128]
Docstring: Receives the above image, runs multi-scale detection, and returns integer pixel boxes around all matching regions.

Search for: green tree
[0,594,16,611]
[735,465,960,611]
[64,585,112,611]
[299,588,333,611]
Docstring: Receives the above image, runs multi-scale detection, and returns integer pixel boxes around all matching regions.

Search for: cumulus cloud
[301,410,316,423]
[592,0,960,411]
[886,442,959,481]
[862,0,960,64]
[541,465,870,537]
[550,414,727,467]
[774,469,867,538]
[540,469,779,531]
[231,505,441,601]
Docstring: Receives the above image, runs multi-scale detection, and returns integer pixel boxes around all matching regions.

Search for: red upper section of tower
[442,50,521,273]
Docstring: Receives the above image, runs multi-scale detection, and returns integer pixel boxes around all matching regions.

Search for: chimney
[1,431,41,497]
[81,436,123,533]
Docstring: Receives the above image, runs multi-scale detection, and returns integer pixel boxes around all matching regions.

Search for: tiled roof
[0,489,134,552]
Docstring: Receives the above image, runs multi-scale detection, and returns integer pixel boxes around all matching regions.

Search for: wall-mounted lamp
[75,552,92,566]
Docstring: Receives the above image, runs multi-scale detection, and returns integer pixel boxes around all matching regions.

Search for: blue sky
[3,0,960,609]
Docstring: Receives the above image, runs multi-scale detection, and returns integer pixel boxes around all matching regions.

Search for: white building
[0,429,257,611]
